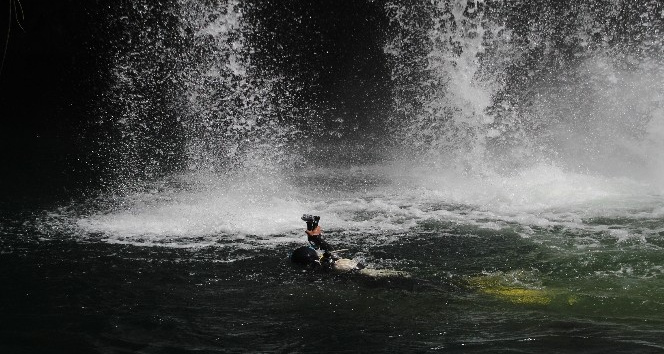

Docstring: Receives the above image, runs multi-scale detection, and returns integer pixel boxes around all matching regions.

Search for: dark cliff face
[0,1,107,198]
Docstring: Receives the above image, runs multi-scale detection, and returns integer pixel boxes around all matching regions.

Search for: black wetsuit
[290,244,336,269]
[308,234,333,252]
[308,235,338,269]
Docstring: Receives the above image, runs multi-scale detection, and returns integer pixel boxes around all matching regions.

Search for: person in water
[291,215,337,269]
[305,222,333,253]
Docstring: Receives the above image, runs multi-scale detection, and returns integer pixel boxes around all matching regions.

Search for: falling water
[386,0,664,182]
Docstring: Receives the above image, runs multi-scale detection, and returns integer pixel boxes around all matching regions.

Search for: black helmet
[290,246,319,266]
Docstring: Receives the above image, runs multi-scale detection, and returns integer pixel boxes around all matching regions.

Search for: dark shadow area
[247,0,393,165]
[248,0,392,136]
[0,1,108,203]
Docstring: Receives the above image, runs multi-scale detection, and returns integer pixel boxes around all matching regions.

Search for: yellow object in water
[480,286,552,305]
[468,276,552,305]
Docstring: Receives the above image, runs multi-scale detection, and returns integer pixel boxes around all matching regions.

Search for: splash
[67,0,664,249]
[75,171,308,247]
[176,0,302,172]
[73,1,308,246]
[385,0,664,185]
[385,0,514,170]
[95,0,303,188]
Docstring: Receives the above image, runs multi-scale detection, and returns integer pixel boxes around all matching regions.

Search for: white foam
[72,162,664,250]
[387,162,661,215]
[76,171,312,247]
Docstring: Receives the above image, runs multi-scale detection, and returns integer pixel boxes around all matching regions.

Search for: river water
[3,163,664,352]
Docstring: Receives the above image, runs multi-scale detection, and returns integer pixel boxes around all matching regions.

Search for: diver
[290,214,339,270]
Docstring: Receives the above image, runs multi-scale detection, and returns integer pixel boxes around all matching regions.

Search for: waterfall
[385,0,663,183]
[96,0,304,189]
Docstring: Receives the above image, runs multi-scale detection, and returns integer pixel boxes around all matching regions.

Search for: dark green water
[2,180,664,353]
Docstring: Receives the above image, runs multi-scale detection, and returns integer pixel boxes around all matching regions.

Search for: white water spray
[385,0,664,193]
[72,0,664,249]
